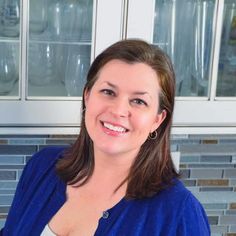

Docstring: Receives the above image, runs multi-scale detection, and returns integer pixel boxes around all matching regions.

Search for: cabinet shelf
[28,39,92,46]
[0,37,20,43]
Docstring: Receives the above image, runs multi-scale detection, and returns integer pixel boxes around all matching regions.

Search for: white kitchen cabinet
[0,0,125,133]
[1,0,236,134]
[127,0,236,134]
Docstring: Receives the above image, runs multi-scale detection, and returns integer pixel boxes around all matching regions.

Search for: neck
[87,148,138,195]
[93,148,138,176]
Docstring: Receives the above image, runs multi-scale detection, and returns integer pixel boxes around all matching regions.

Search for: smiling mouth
[101,122,129,133]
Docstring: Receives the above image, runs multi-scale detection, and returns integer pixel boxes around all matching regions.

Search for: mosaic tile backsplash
[0,134,236,235]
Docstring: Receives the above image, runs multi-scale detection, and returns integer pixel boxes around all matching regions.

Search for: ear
[84,88,90,107]
[150,110,167,133]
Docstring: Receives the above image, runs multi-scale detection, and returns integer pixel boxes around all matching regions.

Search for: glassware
[65,48,90,96]
[55,44,68,84]
[217,0,236,96]
[47,0,63,40]
[154,0,193,95]
[192,0,214,95]
[0,42,18,95]
[174,0,196,96]
[48,0,78,41]
[79,0,93,42]
[29,0,48,34]
[28,43,56,86]
[47,0,92,41]
[61,0,78,40]
[154,0,214,96]
[0,0,20,37]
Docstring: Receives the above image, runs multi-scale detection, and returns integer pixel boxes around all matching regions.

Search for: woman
[1,39,210,235]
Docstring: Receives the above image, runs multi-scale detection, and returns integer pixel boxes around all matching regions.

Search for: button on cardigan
[1,146,210,236]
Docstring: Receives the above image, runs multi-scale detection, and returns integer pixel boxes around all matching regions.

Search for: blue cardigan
[1,147,210,236]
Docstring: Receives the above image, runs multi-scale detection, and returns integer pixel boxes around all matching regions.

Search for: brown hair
[56,39,179,199]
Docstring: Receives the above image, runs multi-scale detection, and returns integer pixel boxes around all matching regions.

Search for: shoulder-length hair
[56,39,179,199]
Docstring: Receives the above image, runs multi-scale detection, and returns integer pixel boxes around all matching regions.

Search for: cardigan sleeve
[176,193,211,236]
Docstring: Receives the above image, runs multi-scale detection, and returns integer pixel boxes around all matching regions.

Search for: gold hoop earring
[148,130,157,140]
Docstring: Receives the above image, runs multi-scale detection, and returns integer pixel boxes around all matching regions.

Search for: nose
[109,97,130,118]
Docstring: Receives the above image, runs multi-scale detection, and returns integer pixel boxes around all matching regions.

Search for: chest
[48,185,125,236]
[48,198,105,236]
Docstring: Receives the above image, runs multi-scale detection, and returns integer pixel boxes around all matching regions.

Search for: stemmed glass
[65,48,90,96]
[28,43,56,86]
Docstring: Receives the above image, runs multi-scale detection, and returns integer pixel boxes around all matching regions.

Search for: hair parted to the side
[56,39,179,199]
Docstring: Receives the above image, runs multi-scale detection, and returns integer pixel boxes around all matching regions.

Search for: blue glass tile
[0,171,16,180]
[230,225,236,232]
[180,155,200,163]
[200,187,234,192]
[201,155,232,163]
[226,210,236,215]
[179,169,190,178]
[224,169,236,178]
[230,179,236,186]
[0,219,6,229]
[0,206,10,214]
[210,225,228,234]
[0,135,48,138]
[194,192,236,204]
[208,216,219,225]
[180,144,236,155]
[0,165,24,170]
[202,203,228,210]
[190,169,223,178]
[0,181,18,189]
[220,215,236,224]
[0,195,14,205]
[9,139,45,145]
[0,190,15,194]
[0,155,24,164]
[0,145,37,155]
[188,164,234,168]
[181,179,196,187]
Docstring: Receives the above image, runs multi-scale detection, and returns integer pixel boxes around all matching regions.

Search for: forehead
[95,60,160,89]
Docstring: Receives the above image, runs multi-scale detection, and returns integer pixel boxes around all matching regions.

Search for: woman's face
[84,59,166,158]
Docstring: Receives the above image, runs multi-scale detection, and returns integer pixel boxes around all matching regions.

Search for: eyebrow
[103,81,151,96]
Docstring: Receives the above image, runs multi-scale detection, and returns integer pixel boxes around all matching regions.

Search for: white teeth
[103,122,126,133]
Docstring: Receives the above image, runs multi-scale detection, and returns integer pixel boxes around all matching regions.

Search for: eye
[131,98,148,106]
[100,89,115,96]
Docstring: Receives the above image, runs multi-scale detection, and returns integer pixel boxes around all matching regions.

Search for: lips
[101,121,129,133]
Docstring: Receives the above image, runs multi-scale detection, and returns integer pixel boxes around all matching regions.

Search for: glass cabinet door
[217,0,236,97]
[153,0,215,96]
[27,0,93,98]
[0,0,20,97]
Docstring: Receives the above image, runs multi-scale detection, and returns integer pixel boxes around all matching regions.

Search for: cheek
[134,112,157,132]
[85,98,104,127]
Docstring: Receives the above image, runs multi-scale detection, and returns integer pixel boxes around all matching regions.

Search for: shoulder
[20,146,68,187]
[27,146,68,169]
[149,179,205,216]
[131,179,196,214]
[150,179,192,204]
[145,179,210,235]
